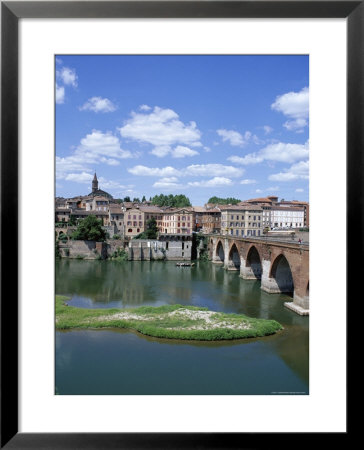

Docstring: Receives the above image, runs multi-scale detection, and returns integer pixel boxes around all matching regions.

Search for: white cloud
[153,177,183,190]
[150,146,172,158]
[150,145,199,158]
[228,141,309,165]
[204,146,211,152]
[271,87,309,133]
[98,177,133,192]
[139,104,151,111]
[57,67,78,87]
[217,129,255,147]
[268,160,309,181]
[255,189,263,194]
[186,164,244,178]
[56,83,65,104]
[172,146,199,158]
[283,118,308,133]
[65,172,94,183]
[263,125,273,135]
[267,186,279,192]
[128,163,244,178]
[78,130,133,160]
[188,177,233,188]
[240,179,256,185]
[55,65,78,104]
[80,97,117,113]
[119,106,202,147]
[128,165,181,178]
[295,188,304,193]
[228,154,263,165]
[56,130,137,179]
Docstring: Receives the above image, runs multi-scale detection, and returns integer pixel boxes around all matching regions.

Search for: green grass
[55,295,282,341]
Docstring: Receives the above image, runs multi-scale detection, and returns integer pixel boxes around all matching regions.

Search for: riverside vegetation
[56,295,282,341]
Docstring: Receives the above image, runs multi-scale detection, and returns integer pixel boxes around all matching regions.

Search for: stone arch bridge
[208,235,309,315]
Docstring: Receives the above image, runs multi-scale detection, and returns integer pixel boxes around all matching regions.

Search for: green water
[55,259,309,395]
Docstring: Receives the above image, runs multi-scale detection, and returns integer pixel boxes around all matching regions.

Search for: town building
[88,172,113,199]
[124,208,145,237]
[245,196,307,229]
[270,206,305,229]
[199,206,221,234]
[108,204,125,236]
[160,207,195,235]
[220,205,263,237]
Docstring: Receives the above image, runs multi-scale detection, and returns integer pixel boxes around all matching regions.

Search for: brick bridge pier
[208,235,309,315]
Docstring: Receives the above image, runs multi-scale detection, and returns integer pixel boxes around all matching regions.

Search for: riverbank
[56,295,282,340]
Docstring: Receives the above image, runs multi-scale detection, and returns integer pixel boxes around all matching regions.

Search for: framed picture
[1,1,354,447]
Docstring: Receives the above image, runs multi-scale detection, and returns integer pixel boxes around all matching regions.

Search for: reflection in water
[56,259,309,394]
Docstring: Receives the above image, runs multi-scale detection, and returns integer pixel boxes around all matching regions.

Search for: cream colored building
[220,205,263,237]
[270,206,305,229]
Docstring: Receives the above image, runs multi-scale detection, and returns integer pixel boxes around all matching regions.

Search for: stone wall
[128,239,192,261]
[106,239,128,257]
[58,240,104,260]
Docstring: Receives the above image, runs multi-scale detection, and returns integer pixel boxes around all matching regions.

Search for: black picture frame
[1,1,355,447]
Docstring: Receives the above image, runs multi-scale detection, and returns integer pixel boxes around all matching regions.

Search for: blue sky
[56,55,309,205]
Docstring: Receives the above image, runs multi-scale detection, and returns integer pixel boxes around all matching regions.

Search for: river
[55,259,309,395]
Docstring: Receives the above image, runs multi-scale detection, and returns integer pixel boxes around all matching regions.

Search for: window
[231,215,234,220]
[236,215,239,220]
[128,229,132,233]
[236,230,239,235]
[137,228,140,232]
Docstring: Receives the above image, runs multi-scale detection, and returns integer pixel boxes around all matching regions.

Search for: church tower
[92,172,98,193]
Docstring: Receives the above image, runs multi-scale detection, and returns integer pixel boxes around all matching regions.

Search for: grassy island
[56,295,282,341]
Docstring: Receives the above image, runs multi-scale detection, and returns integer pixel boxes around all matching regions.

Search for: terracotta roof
[55,208,70,213]
[245,197,273,203]
[71,210,109,216]
[109,206,123,213]
[220,204,263,211]
[191,206,206,213]
[271,206,304,212]
[139,206,164,213]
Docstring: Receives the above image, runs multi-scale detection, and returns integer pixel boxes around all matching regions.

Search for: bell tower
[92,172,98,193]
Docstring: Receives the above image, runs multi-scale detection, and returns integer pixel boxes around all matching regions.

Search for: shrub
[71,215,106,242]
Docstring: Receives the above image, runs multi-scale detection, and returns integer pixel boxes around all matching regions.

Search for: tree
[142,195,146,202]
[151,193,191,207]
[68,215,77,226]
[71,215,106,242]
[134,217,159,240]
[207,196,241,205]
[123,196,131,202]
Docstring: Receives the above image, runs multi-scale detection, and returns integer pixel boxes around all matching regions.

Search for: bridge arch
[245,245,262,279]
[269,253,294,296]
[215,240,225,262]
[228,243,240,269]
